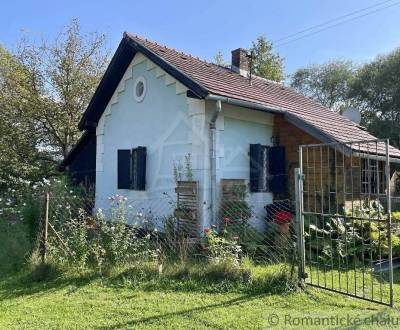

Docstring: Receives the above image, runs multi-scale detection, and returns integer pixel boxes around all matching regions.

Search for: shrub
[65,210,91,268]
[20,194,41,244]
[220,200,251,224]
[203,228,241,266]
[304,199,400,264]
[44,195,157,271]
[0,217,32,274]
[392,211,400,222]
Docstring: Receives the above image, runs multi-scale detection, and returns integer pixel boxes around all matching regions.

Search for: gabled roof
[78,32,400,158]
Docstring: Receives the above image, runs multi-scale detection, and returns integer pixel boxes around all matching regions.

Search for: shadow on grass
[0,261,298,303]
[0,265,101,302]
[106,262,299,296]
[94,292,267,330]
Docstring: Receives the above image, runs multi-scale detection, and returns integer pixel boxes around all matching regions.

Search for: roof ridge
[125,32,215,65]
[125,32,293,89]
[78,33,400,157]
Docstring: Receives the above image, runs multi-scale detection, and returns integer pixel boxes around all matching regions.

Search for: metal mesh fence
[42,191,298,271]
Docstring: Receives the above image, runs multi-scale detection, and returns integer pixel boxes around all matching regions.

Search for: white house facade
[62,33,400,234]
[95,52,274,230]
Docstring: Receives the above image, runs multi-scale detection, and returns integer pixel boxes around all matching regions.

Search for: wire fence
[37,191,298,272]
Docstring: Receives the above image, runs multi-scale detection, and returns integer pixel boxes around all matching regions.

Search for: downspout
[205,95,282,228]
[209,100,222,227]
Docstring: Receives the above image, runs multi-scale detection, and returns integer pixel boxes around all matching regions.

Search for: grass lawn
[1,266,400,330]
[1,220,400,329]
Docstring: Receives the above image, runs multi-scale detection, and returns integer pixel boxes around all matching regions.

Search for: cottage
[61,33,400,233]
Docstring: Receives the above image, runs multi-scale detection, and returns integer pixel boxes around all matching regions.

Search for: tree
[290,60,355,113]
[213,51,226,66]
[0,46,54,191]
[13,19,109,160]
[249,35,284,82]
[0,19,109,191]
[349,49,400,148]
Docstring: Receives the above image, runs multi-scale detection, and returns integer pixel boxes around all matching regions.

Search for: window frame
[133,76,147,102]
[117,147,147,191]
[249,144,269,193]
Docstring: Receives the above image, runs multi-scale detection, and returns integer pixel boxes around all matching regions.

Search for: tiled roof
[124,33,400,158]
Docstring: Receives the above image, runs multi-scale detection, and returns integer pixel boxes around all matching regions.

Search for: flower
[203,227,210,234]
[274,211,293,224]
[232,236,239,241]
[223,217,230,224]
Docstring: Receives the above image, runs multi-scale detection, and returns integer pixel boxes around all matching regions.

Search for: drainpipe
[209,100,222,227]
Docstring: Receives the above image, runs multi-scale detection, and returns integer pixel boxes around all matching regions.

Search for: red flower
[223,217,230,224]
[203,227,210,234]
[274,211,293,224]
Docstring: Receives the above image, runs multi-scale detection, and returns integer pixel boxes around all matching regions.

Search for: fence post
[385,140,394,307]
[40,192,50,263]
[295,167,305,286]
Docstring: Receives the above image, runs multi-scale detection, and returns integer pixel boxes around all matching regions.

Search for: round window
[134,76,146,102]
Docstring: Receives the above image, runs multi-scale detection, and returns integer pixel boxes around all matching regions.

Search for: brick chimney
[231,48,249,75]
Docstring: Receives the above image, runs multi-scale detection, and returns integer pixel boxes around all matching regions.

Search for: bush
[202,228,242,266]
[0,218,32,274]
[46,195,157,271]
[221,223,266,261]
[220,200,251,224]
[20,194,42,244]
[304,200,400,264]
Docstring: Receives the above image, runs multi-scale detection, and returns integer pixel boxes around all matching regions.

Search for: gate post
[295,167,306,285]
[385,139,394,307]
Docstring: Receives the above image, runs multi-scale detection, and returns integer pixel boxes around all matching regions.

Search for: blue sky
[1,0,400,76]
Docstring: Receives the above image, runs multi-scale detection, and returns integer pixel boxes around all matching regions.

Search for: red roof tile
[125,33,400,158]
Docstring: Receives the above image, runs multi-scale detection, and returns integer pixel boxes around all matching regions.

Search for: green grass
[1,264,400,329]
[1,219,400,329]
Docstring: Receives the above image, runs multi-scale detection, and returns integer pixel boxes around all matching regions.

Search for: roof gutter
[205,94,285,114]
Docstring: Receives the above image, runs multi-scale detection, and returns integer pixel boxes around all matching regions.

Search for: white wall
[95,53,207,223]
[205,101,274,231]
[94,52,274,231]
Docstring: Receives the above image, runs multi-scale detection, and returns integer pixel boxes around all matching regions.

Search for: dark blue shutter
[132,146,146,190]
[117,149,131,189]
[268,146,287,194]
[136,146,146,190]
[249,144,264,192]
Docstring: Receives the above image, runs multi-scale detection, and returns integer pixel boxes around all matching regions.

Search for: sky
[1,0,400,76]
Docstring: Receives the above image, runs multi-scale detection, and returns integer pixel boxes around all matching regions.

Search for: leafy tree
[349,49,400,148]
[249,35,284,82]
[0,19,109,192]
[290,60,355,112]
[13,19,109,159]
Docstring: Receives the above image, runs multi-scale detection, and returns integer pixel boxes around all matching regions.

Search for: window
[134,76,146,102]
[361,158,385,194]
[249,144,287,193]
[250,144,268,192]
[117,147,147,190]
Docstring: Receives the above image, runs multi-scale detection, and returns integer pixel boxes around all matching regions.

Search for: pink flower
[203,227,210,234]
[223,217,230,224]
[232,236,239,241]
